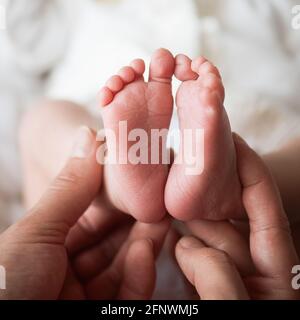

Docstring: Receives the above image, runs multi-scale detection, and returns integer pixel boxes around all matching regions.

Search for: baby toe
[118,66,135,84]
[191,56,208,74]
[130,59,146,77]
[106,75,124,93]
[98,87,114,106]
[199,61,221,79]
[174,54,198,81]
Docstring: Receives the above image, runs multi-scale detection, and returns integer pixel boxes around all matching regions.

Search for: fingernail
[71,126,94,158]
[179,237,201,249]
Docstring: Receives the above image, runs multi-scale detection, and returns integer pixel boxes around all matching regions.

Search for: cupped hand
[175,134,300,300]
[0,128,170,300]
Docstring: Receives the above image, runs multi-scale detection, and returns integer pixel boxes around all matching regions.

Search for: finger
[66,199,130,255]
[176,237,249,300]
[59,266,85,300]
[234,134,299,276]
[72,222,132,281]
[113,217,171,266]
[117,239,156,300]
[187,220,255,276]
[85,217,171,299]
[25,127,102,243]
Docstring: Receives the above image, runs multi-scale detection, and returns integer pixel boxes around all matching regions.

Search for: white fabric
[0,0,74,230]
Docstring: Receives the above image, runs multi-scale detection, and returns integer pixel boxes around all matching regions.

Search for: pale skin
[98,48,242,222]
[15,48,300,299]
[99,49,174,223]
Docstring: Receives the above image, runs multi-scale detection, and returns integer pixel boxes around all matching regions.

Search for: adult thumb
[26,126,103,241]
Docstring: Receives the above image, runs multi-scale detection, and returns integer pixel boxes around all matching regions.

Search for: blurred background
[0,0,299,231]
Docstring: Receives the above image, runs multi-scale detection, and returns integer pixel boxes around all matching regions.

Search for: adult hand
[175,134,300,300]
[0,127,170,300]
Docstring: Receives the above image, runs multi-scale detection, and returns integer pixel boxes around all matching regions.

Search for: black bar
[0,300,299,319]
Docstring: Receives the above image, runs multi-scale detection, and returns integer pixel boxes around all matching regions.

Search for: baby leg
[19,99,99,209]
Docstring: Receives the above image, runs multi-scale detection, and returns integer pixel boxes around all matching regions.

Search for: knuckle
[53,169,84,191]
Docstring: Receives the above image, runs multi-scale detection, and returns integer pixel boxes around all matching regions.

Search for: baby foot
[98,49,175,223]
[165,54,243,221]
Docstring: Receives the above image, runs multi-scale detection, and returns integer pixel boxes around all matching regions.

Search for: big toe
[149,48,175,83]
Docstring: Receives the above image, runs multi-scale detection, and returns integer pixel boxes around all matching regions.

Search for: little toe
[106,75,124,93]
[118,66,136,84]
[191,56,208,74]
[198,61,221,79]
[174,54,198,81]
[149,48,175,84]
[98,87,114,106]
[130,59,146,79]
